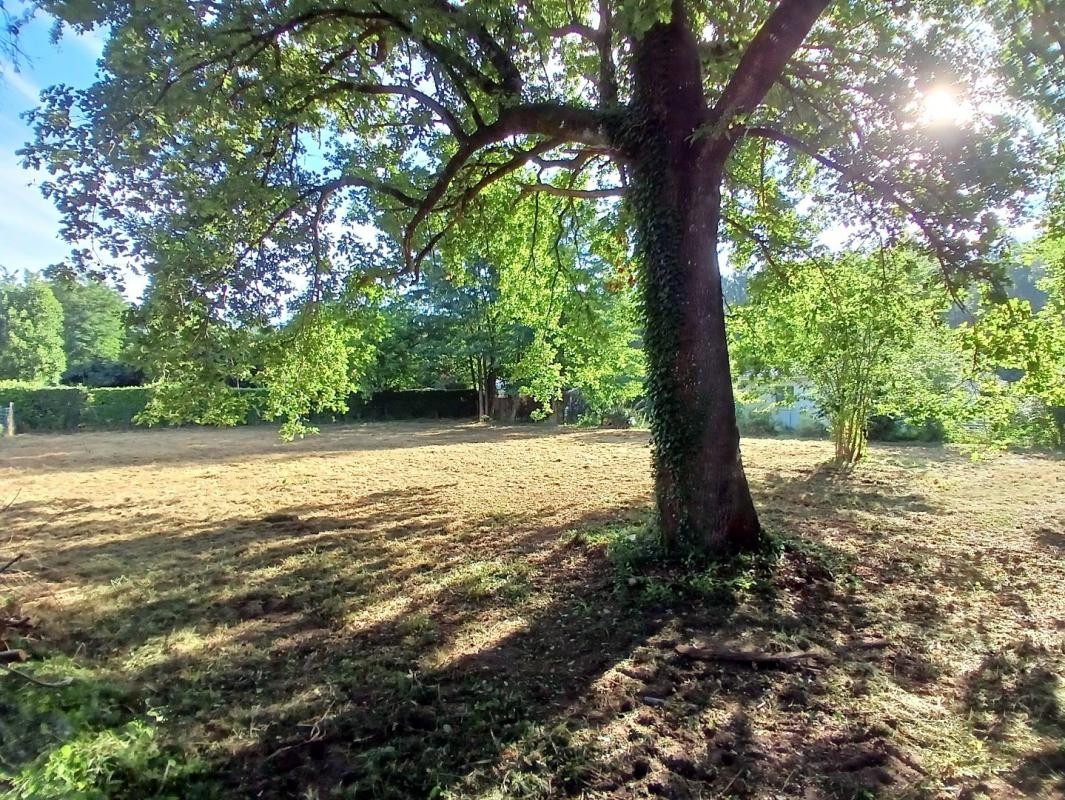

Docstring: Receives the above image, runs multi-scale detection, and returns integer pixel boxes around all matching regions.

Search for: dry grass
[0,422,1062,799]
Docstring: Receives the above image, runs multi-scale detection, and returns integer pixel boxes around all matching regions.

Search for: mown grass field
[1,423,1063,799]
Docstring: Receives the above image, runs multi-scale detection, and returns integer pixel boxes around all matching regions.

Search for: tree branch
[421,0,523,96]
[745,126,968,291]
[343,82,467,137]
[401,103,614,267]
[549,23,599,41]
[519,183,625,199]
[706,0,832,142]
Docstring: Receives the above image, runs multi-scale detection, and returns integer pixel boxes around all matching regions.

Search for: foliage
[0,383,86,431]
[367,301,469,392]
[259,304,381,439]
[0,384,158,431]
[0,276,67,384]
[81,386,155,428]
[961,200,1065,448]
[1,660,210,799]
[366,181,643,419]
[433,182,643,418]
[61,358,145,388]
[49,276,128,368]
[731,250,961,463]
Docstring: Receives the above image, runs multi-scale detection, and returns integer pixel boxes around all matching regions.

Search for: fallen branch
[675,638,890,668]
[1,664,74,688]
[0,553,25,575]
[0,615,32,632]
[0,649,28,663]
[675,643,831,666]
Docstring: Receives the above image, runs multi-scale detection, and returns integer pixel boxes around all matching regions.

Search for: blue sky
[0,7,106,277]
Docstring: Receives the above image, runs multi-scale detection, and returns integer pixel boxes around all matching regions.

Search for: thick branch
[422,0,523,96]
[596,0,619,106]
[549,23,599,41]
[707,0,832,141]
[316,175,421,209]
[519,183,625,199]
[401,103,614,265]
[344,82,466,137]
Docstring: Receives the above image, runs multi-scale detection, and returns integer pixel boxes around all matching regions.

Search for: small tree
[731,250,957,463]
[0,276,67,385]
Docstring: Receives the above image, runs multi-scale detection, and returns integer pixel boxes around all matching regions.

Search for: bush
[61,360,145,388]
[736,407,780,437]
[311,389,478,422]
[366,389,477,420]
[868,414,946,443]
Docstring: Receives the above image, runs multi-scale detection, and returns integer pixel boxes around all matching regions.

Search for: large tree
[49,276,129,367]
[20,0,1055,554]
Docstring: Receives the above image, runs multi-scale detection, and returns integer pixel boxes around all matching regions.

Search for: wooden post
[4,403,13,437]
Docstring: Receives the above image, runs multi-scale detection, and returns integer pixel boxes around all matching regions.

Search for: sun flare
[919,86,972,126]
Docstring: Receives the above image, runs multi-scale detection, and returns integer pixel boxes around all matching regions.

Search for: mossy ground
[1,423,1062,798]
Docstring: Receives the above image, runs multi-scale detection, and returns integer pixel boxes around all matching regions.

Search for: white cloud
[69,25,107,60]
[0,60,41,106]
[0,158,67,272]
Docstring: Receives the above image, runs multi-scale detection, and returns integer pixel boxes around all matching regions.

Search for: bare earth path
[1,423,1062,799]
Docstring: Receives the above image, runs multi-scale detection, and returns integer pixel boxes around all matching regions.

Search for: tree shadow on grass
[5,460,1055,799]
[960,638,1065,797]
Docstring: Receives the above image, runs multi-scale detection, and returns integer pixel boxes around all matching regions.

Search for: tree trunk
[627,8,761,555]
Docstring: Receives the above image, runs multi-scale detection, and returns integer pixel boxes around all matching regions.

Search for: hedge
[0,384,477,433]
[360,389,477,420]
[0,385,86,432]
[81,387,156,428]
[309,389,478,423]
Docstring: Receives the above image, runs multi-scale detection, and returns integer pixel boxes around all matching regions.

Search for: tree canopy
[0,274,67,384]
[49,275,129,367]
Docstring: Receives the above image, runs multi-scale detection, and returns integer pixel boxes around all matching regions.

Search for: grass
[0,422,1062,799]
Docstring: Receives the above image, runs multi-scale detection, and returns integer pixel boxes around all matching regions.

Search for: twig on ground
[1,489,20,513]
[0,553,25,575]
[1,664,74,688]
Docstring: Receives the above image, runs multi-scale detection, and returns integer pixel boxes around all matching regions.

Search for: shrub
[0,384,87,432]
[0,385,477,432]
[81,387,155,428]
[736,407,780,437]
[363,389,477,420]
[61,360,145,388]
